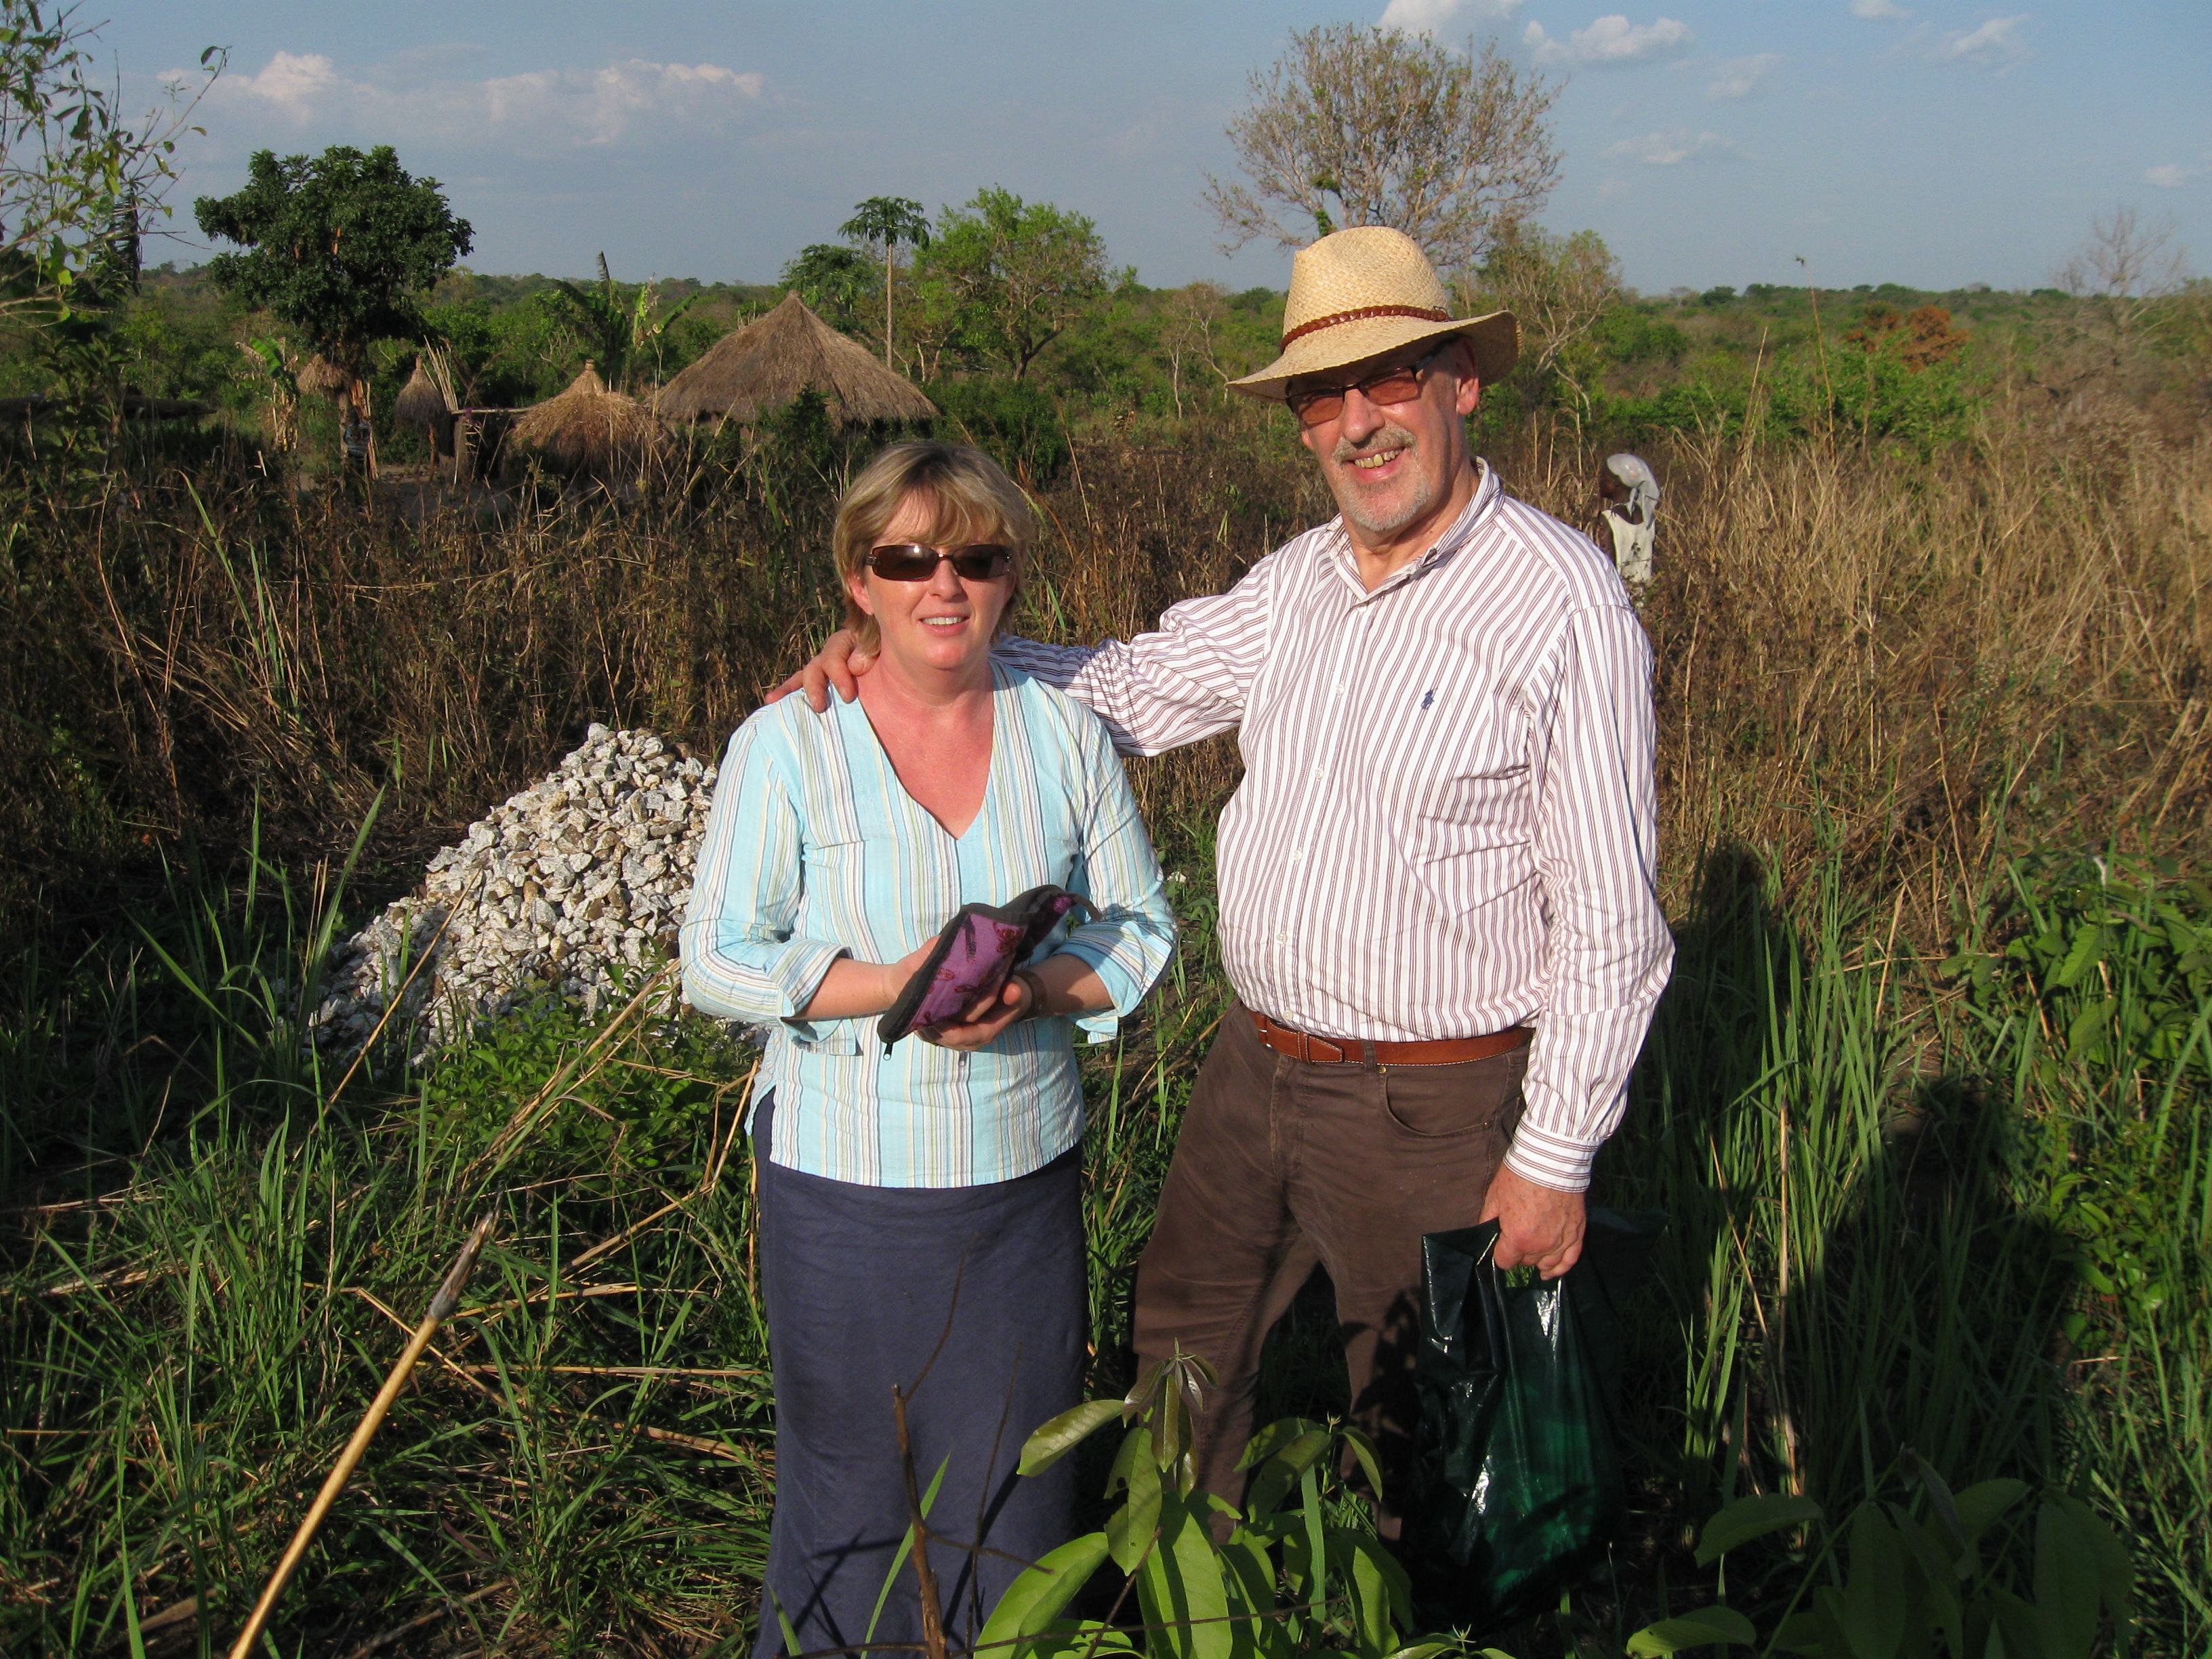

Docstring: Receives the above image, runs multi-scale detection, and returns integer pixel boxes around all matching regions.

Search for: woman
[680,443,1174,1658]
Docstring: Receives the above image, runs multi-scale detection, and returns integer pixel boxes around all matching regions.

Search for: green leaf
[1109,1449,1163,1574]
[2052,924,2107,989]
[1841,1507,1908,1659]
[865,1455,948,1641]
[1342,1425,1387,1509]
[1237,1417,1322,1472]
[2032,1502,2102,1659]
[977,1532,1111,1659]
[1021,1399,1127,1475]
[1897,1517,1965,1654]
[1988,1586,2047,1659]
[1904,1452,1965,1557]
[1952,1481,2029,1544]
[1333,1532,1406,1659]
[1772,1612,1829,1656]
[1105,1425,1145,1499]
[1626,1607,1758,1656]
[1142,1493,1235,1659]
[1696,1494,1826,1565]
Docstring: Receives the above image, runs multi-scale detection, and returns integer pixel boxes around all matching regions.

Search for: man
[779,226,1672,1532]
[1597,451,1660,595]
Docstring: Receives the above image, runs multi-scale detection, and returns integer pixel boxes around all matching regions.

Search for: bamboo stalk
[225,1212,495,1659]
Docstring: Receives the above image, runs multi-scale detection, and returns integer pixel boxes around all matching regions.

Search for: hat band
[1279,304,1451,352]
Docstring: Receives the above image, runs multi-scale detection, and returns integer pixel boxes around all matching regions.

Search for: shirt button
[1275,930,1290,945]
[1288,847,1305,862]
[1311,763,1326,781]
[1332,683,1348,697]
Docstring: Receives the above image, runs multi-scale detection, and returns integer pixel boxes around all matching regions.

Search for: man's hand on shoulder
[765,629,874,711]
[1481,1165,1586,1279]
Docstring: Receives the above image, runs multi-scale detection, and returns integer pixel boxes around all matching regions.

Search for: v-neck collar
[841,659,1007,844]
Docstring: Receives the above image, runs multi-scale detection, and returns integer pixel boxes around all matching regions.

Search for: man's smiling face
[1292,338,1481,546]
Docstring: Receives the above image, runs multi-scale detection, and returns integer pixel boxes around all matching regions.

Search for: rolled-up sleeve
[1509,603,1675,1191]
[1051,715,1177,1042]
[995,550,1280,758]
[680,719,848,1025]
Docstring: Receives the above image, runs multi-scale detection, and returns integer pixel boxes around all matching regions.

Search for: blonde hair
[833,443,1035,653]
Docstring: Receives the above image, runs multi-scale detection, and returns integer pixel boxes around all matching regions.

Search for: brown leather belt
[1250,1010,1532,1067]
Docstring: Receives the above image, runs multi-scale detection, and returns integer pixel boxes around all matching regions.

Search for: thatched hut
[655,293,935,427]
[394,355,457,462]
[296,354,350,400]
[506,362,669,482]
[394,358,449,429]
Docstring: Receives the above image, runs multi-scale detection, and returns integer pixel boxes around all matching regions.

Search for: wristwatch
[1012,968,1050,1021]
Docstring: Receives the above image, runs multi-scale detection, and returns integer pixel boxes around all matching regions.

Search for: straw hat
[1231,226,1518,401]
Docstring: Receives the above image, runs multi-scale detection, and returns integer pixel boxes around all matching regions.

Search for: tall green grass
[5,831,2203,1654]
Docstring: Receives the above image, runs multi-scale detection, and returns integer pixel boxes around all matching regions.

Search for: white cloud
[2146,155,2208,188]
[1605,128,1742,165]
[1704,54,1781,98]
[224,51,344,121]
[1380,0,1523,34]
[196,51,767,148]
[1523,14,1694,68]
[1930,15,2030,72]
[1849,0,1910,19]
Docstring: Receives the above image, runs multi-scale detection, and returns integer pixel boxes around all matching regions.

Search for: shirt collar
[1319,460,1499,602]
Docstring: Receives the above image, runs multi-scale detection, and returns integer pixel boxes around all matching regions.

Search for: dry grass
[2,407,2205,936]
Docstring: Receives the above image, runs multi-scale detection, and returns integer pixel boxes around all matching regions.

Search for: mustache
[1331,424,1417,466]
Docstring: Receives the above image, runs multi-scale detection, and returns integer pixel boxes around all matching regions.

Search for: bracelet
[1012,968,1050,1021]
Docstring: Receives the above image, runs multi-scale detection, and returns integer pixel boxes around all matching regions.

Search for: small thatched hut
[655,293,935,427]
[295,354,350,400]
[394,358,449,429]
[506,362,669,482]
[394,356,457,461]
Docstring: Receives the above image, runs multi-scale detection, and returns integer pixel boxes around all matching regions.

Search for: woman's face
[847,491,1014,680]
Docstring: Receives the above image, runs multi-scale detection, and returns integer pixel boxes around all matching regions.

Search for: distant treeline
[3,243,2204,470]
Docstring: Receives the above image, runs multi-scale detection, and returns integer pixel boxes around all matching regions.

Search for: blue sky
[112,1,2209,294]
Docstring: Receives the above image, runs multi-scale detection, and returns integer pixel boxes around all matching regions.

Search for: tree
[1468,222,1622,423]
[914,187,1109,380]
[1204,25,1559,274]
[538,253,699,392]
[840,197,930,366]
[779,243,876,338]
[2051,205,2192,375]
[0,3,221,326]
[195,144,472,466]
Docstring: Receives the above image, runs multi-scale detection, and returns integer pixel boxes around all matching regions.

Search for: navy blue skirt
[750,1095,1086,1658]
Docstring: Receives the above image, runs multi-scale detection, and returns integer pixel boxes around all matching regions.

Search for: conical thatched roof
[508,362,669,480]
[394,358,451,428]
[655,293,935,427]
[296,354,350,398]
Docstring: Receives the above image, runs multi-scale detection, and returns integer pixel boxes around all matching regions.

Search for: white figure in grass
[1598,452,1659,596]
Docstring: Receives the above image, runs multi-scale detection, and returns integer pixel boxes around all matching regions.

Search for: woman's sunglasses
[865,543,1014,581]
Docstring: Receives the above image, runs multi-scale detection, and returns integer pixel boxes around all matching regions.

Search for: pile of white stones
[312,724,719,1057]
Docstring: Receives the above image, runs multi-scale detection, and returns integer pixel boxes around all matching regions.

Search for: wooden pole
[226,1213,496,1659]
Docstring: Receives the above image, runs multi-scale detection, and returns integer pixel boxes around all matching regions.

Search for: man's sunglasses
[1284,343,1454,428]
[865,543,1015,581]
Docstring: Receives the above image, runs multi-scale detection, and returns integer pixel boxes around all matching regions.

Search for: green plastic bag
[1401,1208,1666,1630]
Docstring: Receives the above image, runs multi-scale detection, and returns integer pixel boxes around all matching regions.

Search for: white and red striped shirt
[997,463,1673,1191]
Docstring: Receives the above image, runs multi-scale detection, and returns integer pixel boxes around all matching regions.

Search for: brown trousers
[1131,1004,1525,1536]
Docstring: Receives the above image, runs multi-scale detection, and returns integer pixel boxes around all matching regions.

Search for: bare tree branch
[1202,26,1559,273]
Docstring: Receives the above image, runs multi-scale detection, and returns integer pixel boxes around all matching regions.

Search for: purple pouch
[876,884,1094,1049]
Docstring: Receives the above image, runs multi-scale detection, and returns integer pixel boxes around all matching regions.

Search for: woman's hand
[920,976,1032,1052]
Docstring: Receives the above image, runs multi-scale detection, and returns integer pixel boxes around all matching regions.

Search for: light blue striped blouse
[679,663,1176,1188]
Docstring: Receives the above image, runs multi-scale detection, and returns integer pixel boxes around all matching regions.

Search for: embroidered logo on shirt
[1420,689,1436,710]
